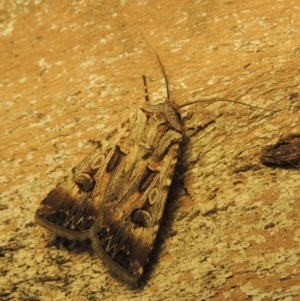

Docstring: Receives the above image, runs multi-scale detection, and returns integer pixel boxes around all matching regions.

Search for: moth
[35,36,188,283]
[35,29,272,283]
[261,134,300,168]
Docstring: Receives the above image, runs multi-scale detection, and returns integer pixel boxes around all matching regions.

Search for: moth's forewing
[35,119,132,240]
[89,102,182,282]
[35,180,97,240]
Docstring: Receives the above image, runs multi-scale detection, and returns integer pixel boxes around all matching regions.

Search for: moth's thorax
[142,101,182,132]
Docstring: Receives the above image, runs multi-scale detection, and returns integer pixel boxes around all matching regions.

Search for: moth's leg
[182,118,215,140]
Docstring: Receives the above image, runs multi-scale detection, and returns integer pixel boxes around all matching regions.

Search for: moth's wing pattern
[89,102,183,282]
[35,116,136,240]
[35,100,183,282]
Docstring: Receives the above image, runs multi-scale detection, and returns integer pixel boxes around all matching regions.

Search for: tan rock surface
[1,0,300,300]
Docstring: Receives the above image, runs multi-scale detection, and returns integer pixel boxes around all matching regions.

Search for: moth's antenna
[135,26,170,101]
[142,75,149,102]
[135,24,282,113]
[180,98,281,112]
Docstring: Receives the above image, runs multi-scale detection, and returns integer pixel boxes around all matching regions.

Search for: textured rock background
[1,0,300,300]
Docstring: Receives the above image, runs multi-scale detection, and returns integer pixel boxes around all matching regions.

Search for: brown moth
[35,36,185,282]
[36,99,182,283]
[35,28,275,283]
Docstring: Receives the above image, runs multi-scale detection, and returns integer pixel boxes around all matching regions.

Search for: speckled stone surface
[1,1,300,300]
